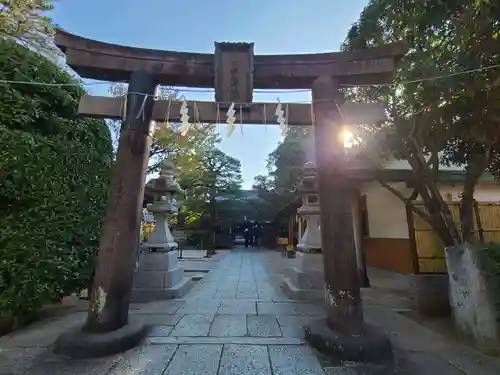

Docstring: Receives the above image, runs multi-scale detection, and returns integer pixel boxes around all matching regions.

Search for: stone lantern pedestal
[131,160,192,302]
[282,161,324,301]
[143,201,178,251]
[296,169,322,252]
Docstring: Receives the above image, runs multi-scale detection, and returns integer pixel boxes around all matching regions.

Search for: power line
[0,62,498,97]
[342,64,500,87]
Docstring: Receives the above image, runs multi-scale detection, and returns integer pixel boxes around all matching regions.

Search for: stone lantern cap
[298,161,317,193]
[146,159,185,197]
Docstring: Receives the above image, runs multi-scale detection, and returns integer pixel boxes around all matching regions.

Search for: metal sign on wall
[214,42,254,106]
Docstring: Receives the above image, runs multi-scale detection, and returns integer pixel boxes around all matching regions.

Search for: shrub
[0,40,112,324]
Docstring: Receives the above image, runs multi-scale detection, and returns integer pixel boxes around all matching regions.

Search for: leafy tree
[252,126,311,221]
[108,83,219,172]
[342,0,500,245]
[0,39,112,326]
[179,148,242,253]
[0,0,58,57]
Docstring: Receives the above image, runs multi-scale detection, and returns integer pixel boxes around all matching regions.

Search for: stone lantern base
[131,251,193,302]
[142,211,178,252]
[281,251,324,301]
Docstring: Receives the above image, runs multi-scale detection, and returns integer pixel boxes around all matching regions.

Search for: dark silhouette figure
[243,228,251,248]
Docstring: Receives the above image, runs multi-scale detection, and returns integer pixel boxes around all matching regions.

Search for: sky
[51,0,369,189]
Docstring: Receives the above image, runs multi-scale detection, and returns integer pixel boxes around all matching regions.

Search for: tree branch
[375,175,434,226]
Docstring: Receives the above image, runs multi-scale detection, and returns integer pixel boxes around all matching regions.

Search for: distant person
[244,228,251,248]
[254,222,261,248]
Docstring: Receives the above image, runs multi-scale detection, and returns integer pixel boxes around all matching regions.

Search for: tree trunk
[460,190,475,244]
[460,157,486,243]
[405,144,461,246]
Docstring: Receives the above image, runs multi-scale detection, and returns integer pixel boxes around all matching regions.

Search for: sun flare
[341,130,354,148]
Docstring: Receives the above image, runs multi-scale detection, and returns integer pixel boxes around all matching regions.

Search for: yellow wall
[362,181,500,274]
[413,201,500,273]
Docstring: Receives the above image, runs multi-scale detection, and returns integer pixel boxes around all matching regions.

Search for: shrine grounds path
[1,248,500,375]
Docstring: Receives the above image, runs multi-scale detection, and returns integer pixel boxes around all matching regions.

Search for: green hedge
[0,40,112,324]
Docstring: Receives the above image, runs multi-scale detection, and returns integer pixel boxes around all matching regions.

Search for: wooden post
[312,76,363,333]
[405,202,420,274]
[351,190,370,287]
[289,215,295,248]
[473,200,484,244]
[85,71,157,333]
[298,216,305,240]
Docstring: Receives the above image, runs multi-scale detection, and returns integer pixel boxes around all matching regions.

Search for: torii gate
[53,29,406,361]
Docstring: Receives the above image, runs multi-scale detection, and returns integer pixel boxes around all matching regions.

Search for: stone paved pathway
[137,248,332,375]
[4,248,499,375]
[0,248,349,375]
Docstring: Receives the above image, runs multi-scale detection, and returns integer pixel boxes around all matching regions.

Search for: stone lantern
[142,159,184,252]
[131,159,192,302]
[296,161,321,252]
[282,135,324,300]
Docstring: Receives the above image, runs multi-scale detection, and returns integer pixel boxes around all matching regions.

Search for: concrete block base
[281,276,323,301]
[304,318,394,365]
[131,277,193,303]
[132,251,193,302]
[411,273,451,317]
[53,315,147,359]
[144,242,178,252]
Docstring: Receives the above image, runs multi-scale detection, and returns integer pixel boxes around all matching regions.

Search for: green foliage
[178,148,243,230]
[0,40,112,323]
[267,126,310,193]
[108,83,220,172]
[342,0,500,244]
[252,126,311,221]
[479,243,500,310]
[0,0,59,57]
[482,243,500,279]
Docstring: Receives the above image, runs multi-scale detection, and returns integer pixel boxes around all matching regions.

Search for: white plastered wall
[361,181,500,240]
[361,182,413,239]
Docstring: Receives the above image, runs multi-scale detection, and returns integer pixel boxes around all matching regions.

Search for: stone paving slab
[131,313,183,326]
[169,314,215,336]
[268,345,326,375]
[163,344,222,375]
[247,315,283,337]
[27,353,121,375]
[213,289,238,299]
[107,344,177,375]
[393,351,469,375]
[218,300,257,314]
[0,347,46,375]
[276,315,316,338]
[257,301,326,316]
[147,325,174,337]
[209,314,247,337]
[323,365,389,375]
[129,301,183,314]
[218,344,272,375]
[0,312,87,349]
[176,299,221,315]
[364,304,500,374]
